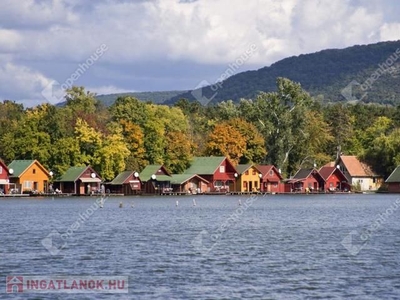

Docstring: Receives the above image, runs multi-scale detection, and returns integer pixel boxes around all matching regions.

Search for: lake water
[1,193,400,299]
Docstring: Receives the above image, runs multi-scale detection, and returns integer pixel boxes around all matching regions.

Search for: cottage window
[245,170,249,175]
[33,168,36,174]
[269,170,273,176]
[273,183,278,187]
[23,181,32,189]
[219,166,225,173]
[329,182,334,187]
[254,181,258,188]
[214,180,223,187]
[252,170,256,175]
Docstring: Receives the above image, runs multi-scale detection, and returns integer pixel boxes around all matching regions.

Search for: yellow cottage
[8,160,50,194]
[234,164,262,192]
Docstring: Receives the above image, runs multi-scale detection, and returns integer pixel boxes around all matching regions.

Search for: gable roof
[8,160,49,178]
[339,155,377,177]
[292,168,325,182]
[56,166,87,182]
[55,166,84,182]
[386,166,400,183]
[235,164,251,174]
[140,165,171,181]
[169,174,209,185]
[292,168,314,180]
[319,166,347,181]
[318,166,336,180]
[184,156,230,175]
[256,165,283,180]
[109,171,137,185]
[56,166,101,182]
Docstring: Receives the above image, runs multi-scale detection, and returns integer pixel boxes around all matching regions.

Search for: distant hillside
[96,90,189,106]
[96,40,400,106]
[167,40,400,105]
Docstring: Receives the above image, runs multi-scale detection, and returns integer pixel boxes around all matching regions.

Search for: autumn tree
[227,118,267,164]
[93,124,130,181]
[119,120,147,171]
[205,124,246,165]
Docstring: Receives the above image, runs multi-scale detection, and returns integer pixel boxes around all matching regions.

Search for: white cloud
[0,0,399,104]
[0,29,22,52]
[380,23,400,41]
[0,61,52,103]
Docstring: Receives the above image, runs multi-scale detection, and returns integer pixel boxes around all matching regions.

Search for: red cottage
[284,168,325,193]
[139,165,172,194]
[0,160,11,194]
[257,165,283,193]
[184,157,237,192]
[54,166,102,195]
[319,166,350,192]
[107,171,142,195]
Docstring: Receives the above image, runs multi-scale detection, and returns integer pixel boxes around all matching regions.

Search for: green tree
[93,125,130,181]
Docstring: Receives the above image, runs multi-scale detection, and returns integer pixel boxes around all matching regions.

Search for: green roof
[110,171,135,185]
[236,164,252,174]
[169,174,208,185]
[56,166,87,182]
[184,156,226,175]
[386,166,400,183]
[140,165,171,181]
[8,160,36,178]
[154,175,172,182]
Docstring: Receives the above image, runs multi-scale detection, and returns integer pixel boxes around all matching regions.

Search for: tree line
[1,78,400,181]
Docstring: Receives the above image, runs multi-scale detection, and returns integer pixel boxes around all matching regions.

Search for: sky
[1,0,400,106]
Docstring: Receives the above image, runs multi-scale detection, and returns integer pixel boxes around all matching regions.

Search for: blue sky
[1,0,400,106]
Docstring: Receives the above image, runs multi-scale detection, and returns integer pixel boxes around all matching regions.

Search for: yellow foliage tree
[205,124,246,165]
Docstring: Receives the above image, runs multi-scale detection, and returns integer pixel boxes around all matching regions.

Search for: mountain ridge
[96,40,400,106]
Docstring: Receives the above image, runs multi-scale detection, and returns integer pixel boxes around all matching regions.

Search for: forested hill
[95,40,400,106]
[96,90,188,106]
[167,40,400,105]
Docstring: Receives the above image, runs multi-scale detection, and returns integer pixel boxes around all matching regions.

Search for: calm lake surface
[1,194,400,299]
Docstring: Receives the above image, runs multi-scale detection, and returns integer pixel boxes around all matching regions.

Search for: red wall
[0,163,9,193]
[324,170,348,191]
[212,160,236,181]
[264,182,283,193]
[388,183,400,193]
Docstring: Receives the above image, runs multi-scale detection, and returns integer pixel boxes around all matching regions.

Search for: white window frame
[23,181,33,189]
[219,166,225,173]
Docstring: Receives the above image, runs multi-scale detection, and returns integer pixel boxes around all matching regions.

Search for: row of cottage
[1,155,400,196]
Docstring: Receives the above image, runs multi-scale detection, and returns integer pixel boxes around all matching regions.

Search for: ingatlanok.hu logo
[6,276,128,294]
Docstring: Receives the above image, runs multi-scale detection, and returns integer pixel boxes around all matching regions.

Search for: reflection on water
[1,194,400,299]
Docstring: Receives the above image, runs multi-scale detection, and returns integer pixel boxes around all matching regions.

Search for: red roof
[319,166,347,181]
[256,165,283,180]
[318,166,337,180]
